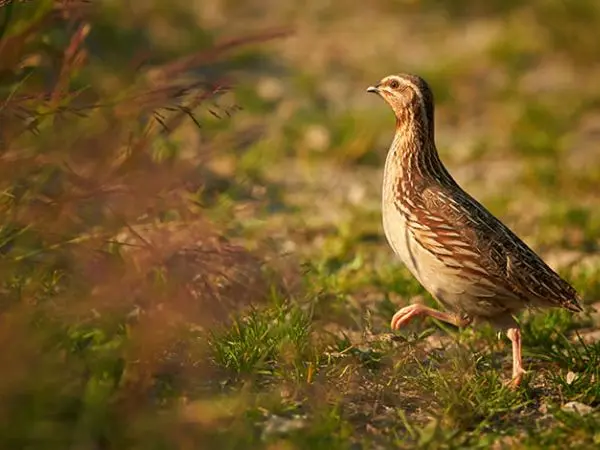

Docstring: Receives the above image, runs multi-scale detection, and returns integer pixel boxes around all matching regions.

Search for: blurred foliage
[0,0,287,448]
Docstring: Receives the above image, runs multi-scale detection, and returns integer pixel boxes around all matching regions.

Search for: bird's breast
[382,199,439,286]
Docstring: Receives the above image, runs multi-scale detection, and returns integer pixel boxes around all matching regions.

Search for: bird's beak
[367,85,380,94]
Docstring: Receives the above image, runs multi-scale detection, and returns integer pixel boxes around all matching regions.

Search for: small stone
[303,125,331,152]
[562,401,593,416]
[257,77,284,101]
[348,183,366,205]
[281,240,297,254]
[566,371,578,385]
[423,334,449,352]
[262,414,307,439]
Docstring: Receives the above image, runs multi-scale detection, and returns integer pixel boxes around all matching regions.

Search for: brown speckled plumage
[367,73,582,387]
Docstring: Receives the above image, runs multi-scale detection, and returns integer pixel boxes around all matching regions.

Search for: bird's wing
[398,184,582,312]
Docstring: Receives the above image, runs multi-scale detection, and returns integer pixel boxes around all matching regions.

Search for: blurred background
[1,0,599,448]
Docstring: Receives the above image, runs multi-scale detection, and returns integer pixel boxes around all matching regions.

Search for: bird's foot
[390,304,467,330]
[503,367,527,390]
[390,304,422,330]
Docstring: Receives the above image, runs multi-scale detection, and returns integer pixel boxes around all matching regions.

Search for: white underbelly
[383,206,416,271]
[382,204,462,307]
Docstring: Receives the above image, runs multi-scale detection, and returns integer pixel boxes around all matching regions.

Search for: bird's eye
[389,79,400,89]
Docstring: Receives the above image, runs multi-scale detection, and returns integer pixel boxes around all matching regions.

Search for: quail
[367,74,583,387]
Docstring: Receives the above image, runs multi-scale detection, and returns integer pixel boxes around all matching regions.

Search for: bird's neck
[383,120,454,199]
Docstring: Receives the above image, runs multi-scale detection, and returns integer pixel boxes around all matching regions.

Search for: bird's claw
[390,305,420,330]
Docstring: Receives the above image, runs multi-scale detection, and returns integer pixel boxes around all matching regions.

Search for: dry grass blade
[50,22,90,105]
[0,0,33,8]
[146,26,294,85]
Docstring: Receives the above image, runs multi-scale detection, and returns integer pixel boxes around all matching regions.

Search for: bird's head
[367,74,435,131]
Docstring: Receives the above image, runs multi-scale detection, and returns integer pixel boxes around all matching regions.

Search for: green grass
[209,296,314,381]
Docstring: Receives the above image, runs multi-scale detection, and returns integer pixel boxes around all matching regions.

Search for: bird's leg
[391,304,472,330]
[505,327,525,389]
